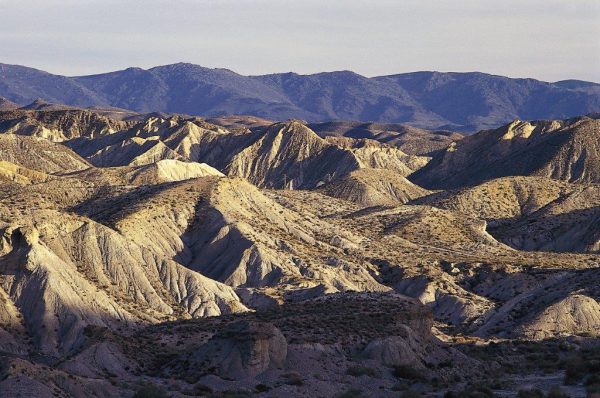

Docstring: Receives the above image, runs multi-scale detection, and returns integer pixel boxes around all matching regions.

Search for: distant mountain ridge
[1,62,599,132]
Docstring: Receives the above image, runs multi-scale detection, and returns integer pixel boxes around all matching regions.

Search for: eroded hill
[412,117,600,188]
[0,107,599,397]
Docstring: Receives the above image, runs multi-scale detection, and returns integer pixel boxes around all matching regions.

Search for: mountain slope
[414,176,574,221]
[0,64,105,106]
[417,176,600,254]
[376,72,600,130]
[0,96,19,111]
[225,121,361,188]
[0,108,132,141]
[2,103,600,396]
[0,134,90,173]
[311,121,462,155]
[411,116,600,189]
[72,176,386,293]
[319,168,431,206]
[0,193,248,356]
[492,184,600,253]
[1,63,599,131]
[58,115,427,189]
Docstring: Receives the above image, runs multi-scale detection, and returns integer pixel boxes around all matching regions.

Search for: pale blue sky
[0,0,598,82]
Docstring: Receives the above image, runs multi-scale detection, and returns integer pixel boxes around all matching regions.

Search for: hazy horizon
[1,0,599,82]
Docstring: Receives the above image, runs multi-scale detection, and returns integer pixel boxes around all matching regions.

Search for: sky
[0,0,599,82]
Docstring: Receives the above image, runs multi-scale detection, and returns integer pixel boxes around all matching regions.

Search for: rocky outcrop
[517,294,600,339]
[85,136,182,167]
[191,320,287,379]
[75,176,385,293]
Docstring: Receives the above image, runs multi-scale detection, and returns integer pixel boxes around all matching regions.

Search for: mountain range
[1,62,599,132]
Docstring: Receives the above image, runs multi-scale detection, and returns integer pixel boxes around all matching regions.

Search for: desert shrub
[346,365,380,378]
[586,372,600,389]
[547,386,570,398]
[393,365,425,381]
[254,384,270,392]
[132,383,168,398]
[336,389,363,398]
[517,389,544,398]
[192,383,213,395]
[444,385,496,398]
[563,356,587,385]
[281,371,303,386]
[587,382,600,395]
[210,390,252,398]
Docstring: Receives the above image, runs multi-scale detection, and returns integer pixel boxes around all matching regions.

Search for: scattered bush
[393,365,426,381]
[547,386,570,398]
[254,384,270,393]
[336,389,363,398]
[281,371,303,386]
[346,365,380,378]
[444,385,496,398]
[517,389,544,398]
[192,383,213,395]
[211,390,252,398]
[563,356,587,385]
[132,383,168,398]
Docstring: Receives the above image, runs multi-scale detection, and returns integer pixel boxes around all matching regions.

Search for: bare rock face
[86,136,183,167]
[226,121,429,189]
[192,320,287,379]
[127,159,223,183]
[361,325,427,367]
[517,294,600,339]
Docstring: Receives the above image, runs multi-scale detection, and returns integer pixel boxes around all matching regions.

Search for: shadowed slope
[411,117,600,188]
